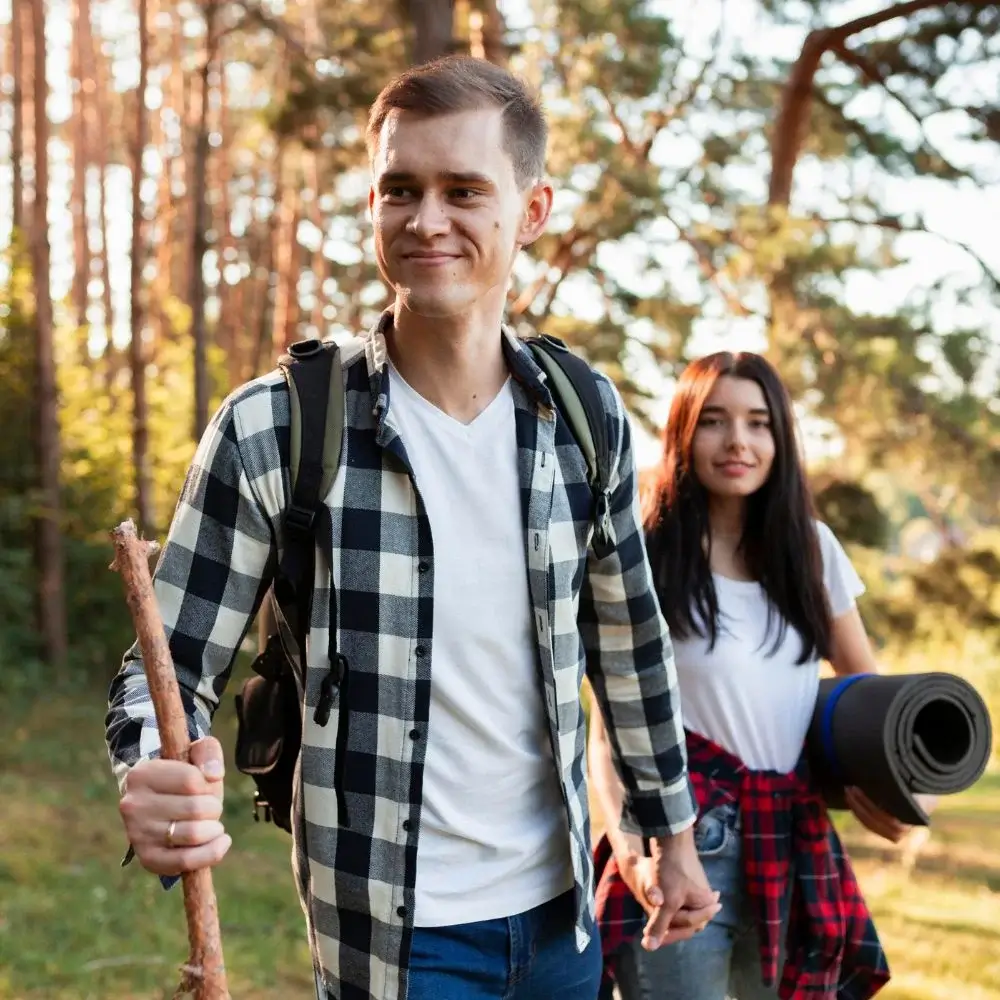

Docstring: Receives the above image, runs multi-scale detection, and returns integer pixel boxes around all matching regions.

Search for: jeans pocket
[693,804,737,858]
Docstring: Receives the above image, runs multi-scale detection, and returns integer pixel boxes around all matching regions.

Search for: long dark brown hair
[643,352,831,663]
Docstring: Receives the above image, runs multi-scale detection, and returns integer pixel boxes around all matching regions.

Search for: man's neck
[386,301,510,424]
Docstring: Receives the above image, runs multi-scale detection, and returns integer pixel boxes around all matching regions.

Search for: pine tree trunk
[130,0,153,531]
[271,174,301,355]
[306,150,326,337]
[171,21,190,301]
[213,57,236,367]
[403,0,454,64]
[190,0,219,440]
[29,0,68,666]
[11,2,23,232]
[79,0,117,382]
[71,0,91,352]
[253,143,285,376]
[18,1,34,230]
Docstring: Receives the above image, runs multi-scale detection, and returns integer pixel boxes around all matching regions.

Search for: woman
[591,352,911,1000]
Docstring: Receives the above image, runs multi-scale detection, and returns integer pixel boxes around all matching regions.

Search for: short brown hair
[366,56,547,187]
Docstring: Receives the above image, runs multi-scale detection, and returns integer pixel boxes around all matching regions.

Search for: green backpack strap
[284,339,345,506]
[526,335,615,558]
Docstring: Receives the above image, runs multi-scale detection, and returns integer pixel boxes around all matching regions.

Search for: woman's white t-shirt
[673,522,865,773]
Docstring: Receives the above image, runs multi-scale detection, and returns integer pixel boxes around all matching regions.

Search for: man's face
[369,107,552,320]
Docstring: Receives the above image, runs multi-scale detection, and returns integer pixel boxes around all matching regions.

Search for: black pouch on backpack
[234,632,301,832]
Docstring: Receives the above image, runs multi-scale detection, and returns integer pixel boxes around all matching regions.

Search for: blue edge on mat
[819,672,869,782]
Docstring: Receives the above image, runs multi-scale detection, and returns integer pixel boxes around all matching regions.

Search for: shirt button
[415,645,427,658]
[397,905,407,918]
[410,728,421,740]
[418,561,430,573]
[402,820,412,831]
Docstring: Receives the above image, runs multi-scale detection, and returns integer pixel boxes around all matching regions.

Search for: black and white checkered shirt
[106,312,697,1000]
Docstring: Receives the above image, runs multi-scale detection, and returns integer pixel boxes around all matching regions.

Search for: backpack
[233,333,615,832]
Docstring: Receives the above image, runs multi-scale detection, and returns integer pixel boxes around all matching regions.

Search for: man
[106,56,719,1000]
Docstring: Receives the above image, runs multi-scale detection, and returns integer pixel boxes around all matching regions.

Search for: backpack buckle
[592,487,615,559]
[285,503,315,537]
[253,791,273,824]
[251,632,287,681]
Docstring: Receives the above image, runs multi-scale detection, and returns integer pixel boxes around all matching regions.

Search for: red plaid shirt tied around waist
[594,730,891,999]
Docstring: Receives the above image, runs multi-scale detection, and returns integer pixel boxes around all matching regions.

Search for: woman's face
[691,375,775,500]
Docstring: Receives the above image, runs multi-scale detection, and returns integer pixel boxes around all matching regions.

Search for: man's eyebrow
[377,171,496,187]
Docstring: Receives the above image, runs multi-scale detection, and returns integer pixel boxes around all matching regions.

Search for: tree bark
[402,0,454,64]
[11,0,23,232]
[306,152,326,338]
[131,0,154,532]
[16,0,34,231]
[271,175,301,355]
[213,57,237,366]
[191,0,220,440]
[168,15,189,303]
[251,144,283,374]
[469,0,508,64]
[77,0,117,380]
[29,0,68,667]
[72,0,91,351]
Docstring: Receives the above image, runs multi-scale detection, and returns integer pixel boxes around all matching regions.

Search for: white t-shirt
[673,522,865,773]
[386,365,573,927]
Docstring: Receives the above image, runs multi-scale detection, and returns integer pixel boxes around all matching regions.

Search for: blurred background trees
[0,0,997,725]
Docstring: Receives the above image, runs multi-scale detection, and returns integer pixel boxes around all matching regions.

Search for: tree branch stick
[110,519,230,1000]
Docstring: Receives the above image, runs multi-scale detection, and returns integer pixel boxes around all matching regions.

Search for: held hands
[617,827,722,951]
[119,736,233,876]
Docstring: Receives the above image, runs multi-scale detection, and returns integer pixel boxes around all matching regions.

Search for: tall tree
[29,0,68,665]
[130,0,153,531]
[71,0,92,348]
[191,0,221,439]
[11,0,23,232]
[399,0,455,64]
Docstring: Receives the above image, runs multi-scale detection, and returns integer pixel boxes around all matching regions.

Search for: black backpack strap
[273,339,341,646]
[526,335,616,558]
[274,337,351,825]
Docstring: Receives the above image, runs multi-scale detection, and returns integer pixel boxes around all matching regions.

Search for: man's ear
[517,180,554,247]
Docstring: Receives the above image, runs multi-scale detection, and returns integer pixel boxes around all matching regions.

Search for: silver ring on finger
[165,819,178,849]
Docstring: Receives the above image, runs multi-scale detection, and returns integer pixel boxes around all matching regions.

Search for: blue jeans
[610,804,787,1000]
[406,889,602,1000]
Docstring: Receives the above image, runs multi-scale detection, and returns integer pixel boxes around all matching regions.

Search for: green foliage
[850,530,1000,751]
[814,478,890,549]
[0,236,241,686]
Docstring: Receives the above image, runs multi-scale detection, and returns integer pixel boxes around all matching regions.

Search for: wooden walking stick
[110,518,231,1000]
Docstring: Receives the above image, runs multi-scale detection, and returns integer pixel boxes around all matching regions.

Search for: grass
[0,666,316,1000]
[0,674,997,1000]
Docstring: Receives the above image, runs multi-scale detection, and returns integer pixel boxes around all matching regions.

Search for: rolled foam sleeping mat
[805,672,993,826]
